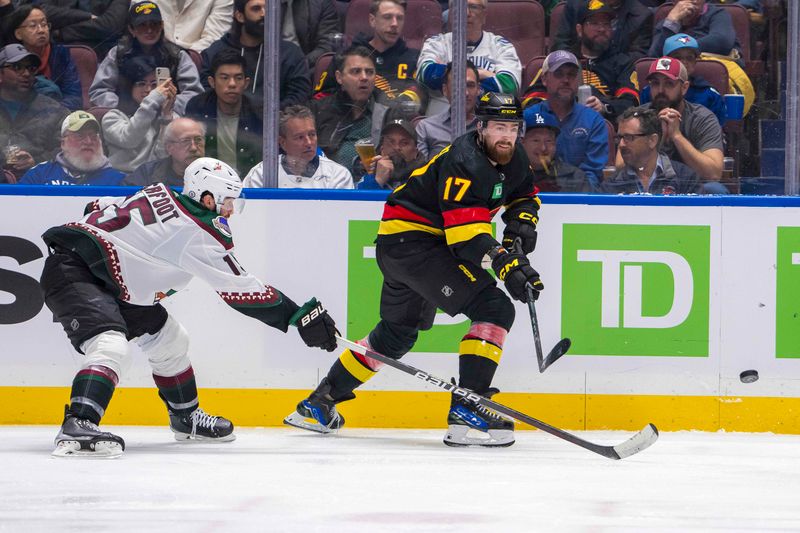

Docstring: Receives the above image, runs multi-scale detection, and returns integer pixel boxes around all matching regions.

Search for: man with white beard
[19,111,125,186]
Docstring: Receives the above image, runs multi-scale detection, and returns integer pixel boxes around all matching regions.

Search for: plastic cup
[354,138,376,167]
[724,94,745,121]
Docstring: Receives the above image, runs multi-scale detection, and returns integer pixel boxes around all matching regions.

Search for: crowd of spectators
[0,0,776,194]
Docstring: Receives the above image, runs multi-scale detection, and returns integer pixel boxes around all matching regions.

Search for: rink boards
[2,188,800,433]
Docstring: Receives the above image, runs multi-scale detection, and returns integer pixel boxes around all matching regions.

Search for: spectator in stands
[102,55,175,173]
[7,5,83,110]
[640,33,726,125]
[523,51,609,189]
[282,0,341,67]
[19,110,125,185]
[360,115,426,190]
[200,0,311,109]
[39,0,129,59]
[0,44,69,180]
[311,46,383,176]
[522,110,590,193]
[125,117,205,186]
[89,1,203,116]
[416,0,522,114]
[649,0,742,61]
[318,0,421,111]
[603,106,702,194]
[186,51,262,176]
[154,0,232,52]
[416,61,480,159]
[552,0,653,61]
[523,1,639,122]
[637,57,725,191]
[243,105,353,188]
[0,0,13,48]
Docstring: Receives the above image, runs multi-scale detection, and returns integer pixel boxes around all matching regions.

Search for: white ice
[1,426,799,532]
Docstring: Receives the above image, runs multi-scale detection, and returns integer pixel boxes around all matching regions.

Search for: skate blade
[51,440,124,458]
[170,430,236,443]
[443,426,515,448]
[283,411,338,434]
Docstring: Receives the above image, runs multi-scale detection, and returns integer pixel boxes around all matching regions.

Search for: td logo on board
[562,224,710,357]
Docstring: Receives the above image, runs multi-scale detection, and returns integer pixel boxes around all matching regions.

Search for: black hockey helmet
[475,92,523,124]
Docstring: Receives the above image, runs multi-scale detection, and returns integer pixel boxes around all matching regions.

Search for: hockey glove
[291,298,339,352]
[501,205,538,254]
[491,248,544,303]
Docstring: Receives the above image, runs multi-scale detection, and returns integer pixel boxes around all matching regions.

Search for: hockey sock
[457,322,508,393]
[153,366,199,416]
[325,339,379,400]
[69,365,119,425]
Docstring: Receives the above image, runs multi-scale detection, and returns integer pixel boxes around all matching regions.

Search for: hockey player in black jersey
[285,93,543,447]
[40,157,339,457]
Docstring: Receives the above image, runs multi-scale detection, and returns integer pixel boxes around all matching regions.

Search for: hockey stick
[511,239,571,373]
[336,336,658,460]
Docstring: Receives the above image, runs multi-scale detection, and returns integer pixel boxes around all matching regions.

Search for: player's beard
[485,138,515,165]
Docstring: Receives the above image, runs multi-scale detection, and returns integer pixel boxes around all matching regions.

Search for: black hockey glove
[292,298,339,352]
[491,247,544,303]
[501,205,538,254]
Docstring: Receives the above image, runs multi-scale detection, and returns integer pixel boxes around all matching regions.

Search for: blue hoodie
[20,152,125,186]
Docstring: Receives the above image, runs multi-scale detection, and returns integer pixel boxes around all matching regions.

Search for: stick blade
[610,423,659,460]
[540,338,571,372]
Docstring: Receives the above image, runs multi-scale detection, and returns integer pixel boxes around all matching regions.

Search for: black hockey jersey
[377,131,540,266]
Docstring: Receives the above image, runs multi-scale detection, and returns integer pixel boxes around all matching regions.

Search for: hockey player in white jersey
[40,157,339,457]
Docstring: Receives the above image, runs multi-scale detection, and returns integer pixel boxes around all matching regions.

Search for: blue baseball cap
[663,34,700,56]
[524,110,560,135]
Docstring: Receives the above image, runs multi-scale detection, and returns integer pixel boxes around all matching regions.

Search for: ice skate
[52,406,125,458]
[169,407,235,442]
[444,389,515,448]
[284,377,350,434]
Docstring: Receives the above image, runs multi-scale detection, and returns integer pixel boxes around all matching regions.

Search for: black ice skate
[169,408,236,442]
[283,378,352,434]
[444,389,515,447]
[52,405,125,458]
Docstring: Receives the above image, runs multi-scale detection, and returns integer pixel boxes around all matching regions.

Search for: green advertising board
[562,224,710,357]
[776,227,800,358]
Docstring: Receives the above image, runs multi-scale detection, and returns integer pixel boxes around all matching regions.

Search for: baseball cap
[0,44,41,68]
[524,111,560,135]
[61,111,100,136]
[663,33,700,56]
[578,0,616,23]
[381,117,417,141]
[129,1,162,26]
[541,50,580,75]
[647,56,688,82]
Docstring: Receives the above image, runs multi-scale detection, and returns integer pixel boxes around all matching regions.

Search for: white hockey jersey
[416,31,522,90]
[43,183,299,331]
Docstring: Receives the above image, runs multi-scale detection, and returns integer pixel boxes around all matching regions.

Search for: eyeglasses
[168,136,205,148]
[19,21,51,31]
[65,130,100,141]
[2,63,38,74]
[133,80,158,90]
[614,133,651,144]
[467,3,486,12]
[585,20,613,29]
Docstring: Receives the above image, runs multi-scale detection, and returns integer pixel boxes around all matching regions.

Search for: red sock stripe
[152,366,195,388]
[353,338,383,371]
[78,365,119,386]
[466,322,507,347]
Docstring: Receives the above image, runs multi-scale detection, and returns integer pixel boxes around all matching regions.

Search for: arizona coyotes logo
[214,162,222,171]
[656,57,674,71]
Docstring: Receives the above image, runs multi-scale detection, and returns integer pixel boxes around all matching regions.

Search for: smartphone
[155,67,170,86]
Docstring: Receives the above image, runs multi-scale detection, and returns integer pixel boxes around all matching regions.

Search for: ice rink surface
[1,426,798,533]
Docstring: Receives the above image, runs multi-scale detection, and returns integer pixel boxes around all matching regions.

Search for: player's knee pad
[369,320,419,359]
[463,286,515,331]
[79,330,130,378]
[136,315,191,377]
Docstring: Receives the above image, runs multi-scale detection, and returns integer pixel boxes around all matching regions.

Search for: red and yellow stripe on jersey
[442,206,492,247]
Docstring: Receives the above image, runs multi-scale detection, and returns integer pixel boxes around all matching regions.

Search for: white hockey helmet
[183,157,243,213]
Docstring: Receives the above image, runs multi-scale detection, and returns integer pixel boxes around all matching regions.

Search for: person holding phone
[101,55,177,172]
[89,1,202,116]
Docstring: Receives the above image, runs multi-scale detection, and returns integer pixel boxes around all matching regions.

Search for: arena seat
[548,1,566,51]
[66,45,98,110]
[344,0,443,50]
[605,118,616,164]
[521,55,545,93]
[482,0,545,67]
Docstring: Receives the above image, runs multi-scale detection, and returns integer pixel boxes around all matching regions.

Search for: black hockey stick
[511,240,571,373]
[336,336,658,460]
